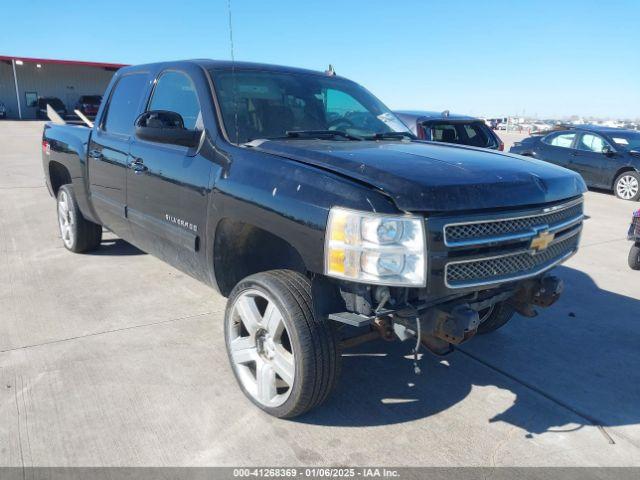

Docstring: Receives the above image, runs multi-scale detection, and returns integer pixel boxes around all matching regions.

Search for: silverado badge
[530,230,555,252]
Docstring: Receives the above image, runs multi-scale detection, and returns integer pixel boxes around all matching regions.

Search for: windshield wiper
[284,130,363,141]
[368,132,415,141]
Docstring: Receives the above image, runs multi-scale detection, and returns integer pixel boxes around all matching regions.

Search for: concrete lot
[1,121,639,467]
[497,130,528,151]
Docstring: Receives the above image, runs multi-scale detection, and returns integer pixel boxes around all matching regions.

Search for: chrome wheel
[57,190,75,249]
[616,175,639,200]
[227,289,295,408]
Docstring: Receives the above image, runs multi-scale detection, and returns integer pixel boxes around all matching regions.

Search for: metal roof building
[0,55,127,119]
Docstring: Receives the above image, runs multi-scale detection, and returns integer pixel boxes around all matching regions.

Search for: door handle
[88,149,103,160]
[129,158,148,173]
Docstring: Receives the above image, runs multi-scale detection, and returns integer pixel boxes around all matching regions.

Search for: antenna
[325,64,336,76]
[227,0,235,62]
[227,0,240,143]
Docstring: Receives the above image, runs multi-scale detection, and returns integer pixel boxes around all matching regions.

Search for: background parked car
[0,101,6,119]
[510,125,640,201]
[36,97,67,120]
[395,110,504,150]
[74,95,102,118]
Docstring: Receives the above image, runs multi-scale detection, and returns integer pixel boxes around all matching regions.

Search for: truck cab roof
[119,59,340,79]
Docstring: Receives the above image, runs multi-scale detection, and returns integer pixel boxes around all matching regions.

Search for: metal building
[0,55,126,119]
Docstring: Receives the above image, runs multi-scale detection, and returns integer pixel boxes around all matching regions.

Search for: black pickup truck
[42,60,586,418]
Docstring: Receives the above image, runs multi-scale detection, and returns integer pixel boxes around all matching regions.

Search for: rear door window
[103,73,148,136]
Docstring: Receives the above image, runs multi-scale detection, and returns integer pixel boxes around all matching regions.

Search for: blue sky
[2,0,638,118]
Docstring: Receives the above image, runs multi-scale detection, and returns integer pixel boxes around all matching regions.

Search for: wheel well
[612,167,638,188]
[49,161,71,195]
[213,219,307,297]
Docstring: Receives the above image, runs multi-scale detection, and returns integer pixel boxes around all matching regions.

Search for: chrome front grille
[446,232,580,288]
[444,198,583,247]
[441,198,584,289]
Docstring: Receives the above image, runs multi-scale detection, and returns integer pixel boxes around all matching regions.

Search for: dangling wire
[413,316,422,375]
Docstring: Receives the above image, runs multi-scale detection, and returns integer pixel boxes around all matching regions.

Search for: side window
[577,133,607,153]
[149,71,201,130]
[545,132,576,149]
[104,74,147,135]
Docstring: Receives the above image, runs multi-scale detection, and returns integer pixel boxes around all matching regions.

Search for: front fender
[204,145,400,281]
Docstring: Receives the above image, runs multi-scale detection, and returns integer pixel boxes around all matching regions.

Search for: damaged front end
[322,196,583,358]
[328,274,564,356]
[397,274,563,355]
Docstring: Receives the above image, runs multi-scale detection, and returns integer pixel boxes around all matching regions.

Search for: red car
[74,95,102,118]
[629,209,640,269]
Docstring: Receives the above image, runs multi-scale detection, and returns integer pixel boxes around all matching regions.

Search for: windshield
[609,131,640,151]
[41,98,64,109]
[210,69,412,143]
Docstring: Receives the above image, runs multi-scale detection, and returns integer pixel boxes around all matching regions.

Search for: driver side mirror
[602,145,615,157]
[135,110,201,148]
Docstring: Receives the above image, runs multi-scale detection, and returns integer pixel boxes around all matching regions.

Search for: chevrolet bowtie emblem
[530,230,555,251]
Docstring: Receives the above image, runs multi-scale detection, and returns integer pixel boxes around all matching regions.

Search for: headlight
[325,207,426,286]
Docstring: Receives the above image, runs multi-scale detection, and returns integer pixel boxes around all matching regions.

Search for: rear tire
[224,270,341,418]
[614,171,640,201]
[477,301,515,335]
[629,244,640,270]
[56,184,102,253]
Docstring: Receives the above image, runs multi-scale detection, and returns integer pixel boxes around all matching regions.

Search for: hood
[252,139,586,212]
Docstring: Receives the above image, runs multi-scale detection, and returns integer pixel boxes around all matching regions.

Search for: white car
[532,123,551,133]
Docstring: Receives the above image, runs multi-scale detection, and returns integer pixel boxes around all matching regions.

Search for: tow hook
[433,305,480,345]
[532,276,564,307]
[393,303,480,357]
[509,275,564,317]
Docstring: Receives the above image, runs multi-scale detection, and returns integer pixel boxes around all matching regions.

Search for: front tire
[629,244,640,270]
[224,270,341,418]
[56,184,102,253]
[477,301,515,335]
[614,171,640,201]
